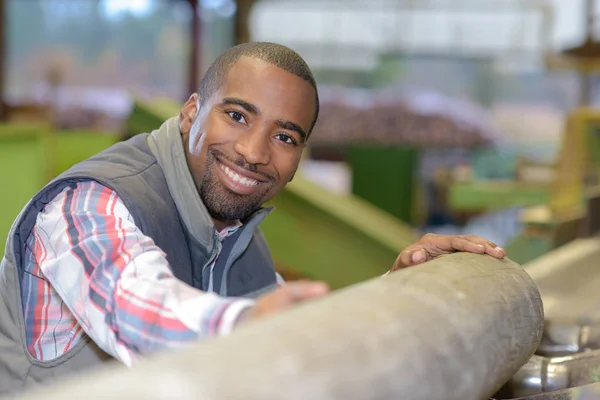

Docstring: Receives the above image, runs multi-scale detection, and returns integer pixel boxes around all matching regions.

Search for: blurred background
[3,0,600,288]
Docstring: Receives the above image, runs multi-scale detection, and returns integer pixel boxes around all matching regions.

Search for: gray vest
[0,133,279,396]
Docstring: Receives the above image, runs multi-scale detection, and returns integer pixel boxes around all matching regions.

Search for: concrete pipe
[11,253,543,400]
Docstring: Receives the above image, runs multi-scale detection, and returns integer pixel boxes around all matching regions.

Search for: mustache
[209,148,275,181]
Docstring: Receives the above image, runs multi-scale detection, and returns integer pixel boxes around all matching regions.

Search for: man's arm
[30,180,254,366]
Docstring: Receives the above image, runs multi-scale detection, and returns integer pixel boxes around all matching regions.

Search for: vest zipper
[203,232,221,292]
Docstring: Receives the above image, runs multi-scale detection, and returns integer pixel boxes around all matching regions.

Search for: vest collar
[146,116,272,251]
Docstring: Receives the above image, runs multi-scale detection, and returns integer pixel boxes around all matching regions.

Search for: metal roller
[10,253,543,400]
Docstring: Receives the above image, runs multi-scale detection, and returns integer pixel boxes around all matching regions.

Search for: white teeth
[220,164,259,187]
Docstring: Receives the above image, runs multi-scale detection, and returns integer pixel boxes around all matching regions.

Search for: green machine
[345,146,420,225]
[447,107,600,264]
[506,107,600,264]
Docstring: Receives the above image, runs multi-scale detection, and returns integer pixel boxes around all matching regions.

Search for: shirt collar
[217,220,243,240]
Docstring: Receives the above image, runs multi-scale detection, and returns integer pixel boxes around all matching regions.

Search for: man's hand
[237,280,330,326]
[390,233,506,272]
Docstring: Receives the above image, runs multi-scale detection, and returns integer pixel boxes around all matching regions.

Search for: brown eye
[275,133,297,145]
[227,111,246,124]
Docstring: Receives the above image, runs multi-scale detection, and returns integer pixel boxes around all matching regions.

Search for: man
[0,42,505,394]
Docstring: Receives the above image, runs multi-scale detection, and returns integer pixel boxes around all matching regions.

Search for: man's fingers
[286,280,330,302]
[397,250,414,268]
[449,236,486,254]
[398,236,480,269]
[488,246,506,258]
[392,233,507,272]
[437,235,505,259]
[460,235,506,258]
[410,248,428,264]
[392,248,428,270]
[246,280,331,323]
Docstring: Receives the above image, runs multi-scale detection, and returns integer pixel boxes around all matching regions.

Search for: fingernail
[496,247,504,252]
[411,250,426,264]
[477,244,485,249]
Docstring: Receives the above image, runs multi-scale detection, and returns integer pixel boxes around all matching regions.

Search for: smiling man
[0,42,505,394]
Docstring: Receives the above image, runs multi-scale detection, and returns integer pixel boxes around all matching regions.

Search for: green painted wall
[0,126,120,258]
[0,126,49,253]
[54,131,118,175]
[262,176,417,289]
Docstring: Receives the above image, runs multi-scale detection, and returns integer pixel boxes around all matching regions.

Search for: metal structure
[492,237,600,399]
[250,0,553,72]
[8,253,543,400]
[545,0,600,105]
[187,0,201,96]
[180,0,256,96]
[234,0,257,45]
[448,105,600,265]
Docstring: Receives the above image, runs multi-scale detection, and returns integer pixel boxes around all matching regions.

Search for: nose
[233,127,271,165]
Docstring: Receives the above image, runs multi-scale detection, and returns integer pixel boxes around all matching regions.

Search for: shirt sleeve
[275,272,286,286]
[32,180,255,366]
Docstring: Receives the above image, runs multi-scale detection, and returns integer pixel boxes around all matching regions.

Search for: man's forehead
[220,57,314,102]
[224,56,279,82]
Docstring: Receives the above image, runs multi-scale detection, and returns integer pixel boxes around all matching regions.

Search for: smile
[219,163,260,187]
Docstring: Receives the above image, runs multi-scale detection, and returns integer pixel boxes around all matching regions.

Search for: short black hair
[197,42,320,135]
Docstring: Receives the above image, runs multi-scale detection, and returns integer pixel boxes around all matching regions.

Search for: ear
[179,93,199,137]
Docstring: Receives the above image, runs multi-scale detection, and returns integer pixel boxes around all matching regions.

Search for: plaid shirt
[21,180,260,366]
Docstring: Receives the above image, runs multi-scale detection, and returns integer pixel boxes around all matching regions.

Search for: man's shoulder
[31,133,168,226]
[60,133,159,183]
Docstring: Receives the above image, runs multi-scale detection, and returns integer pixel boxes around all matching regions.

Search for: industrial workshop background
[1,0,599,281]
[2,0,600,280]
[5,1,600,399]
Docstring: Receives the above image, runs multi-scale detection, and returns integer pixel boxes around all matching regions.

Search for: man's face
[181,56,316,225]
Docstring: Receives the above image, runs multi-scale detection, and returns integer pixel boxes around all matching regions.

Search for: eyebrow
[220,97,260,115]
[276,119,307,143]
[221,97,308,143]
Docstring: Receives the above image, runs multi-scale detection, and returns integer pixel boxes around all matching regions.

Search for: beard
[199,147,273,222]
